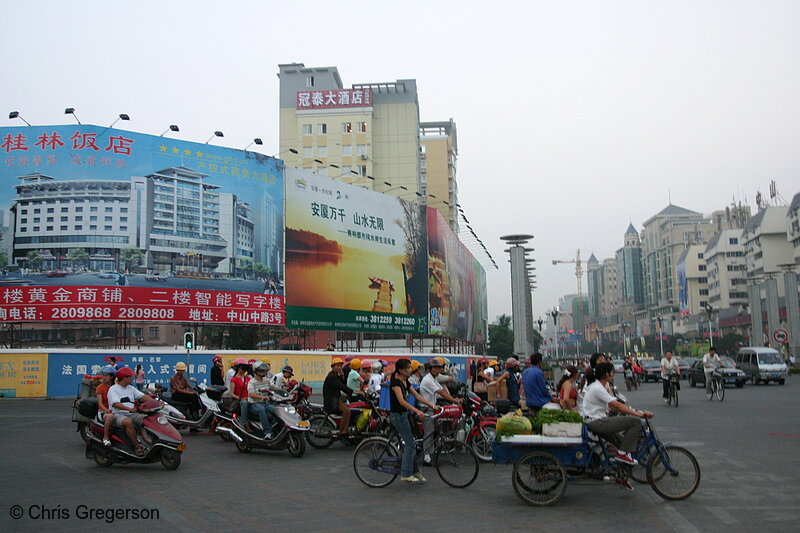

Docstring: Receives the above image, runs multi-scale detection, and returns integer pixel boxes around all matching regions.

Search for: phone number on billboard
[356,315,417,326]
[51,307,175,320]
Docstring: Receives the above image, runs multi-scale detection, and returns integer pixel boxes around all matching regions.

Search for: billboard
[284,168,427,333]
[427,208,487,343]
[0,125,285,325]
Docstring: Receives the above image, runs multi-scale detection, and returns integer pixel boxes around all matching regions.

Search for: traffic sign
[773,329,789,343]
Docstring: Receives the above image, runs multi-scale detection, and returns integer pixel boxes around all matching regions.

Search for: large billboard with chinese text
[427,208,487,343]
[0,125,285,325]
[284,168,427,333]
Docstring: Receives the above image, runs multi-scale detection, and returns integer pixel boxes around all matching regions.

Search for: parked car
[687,357,746,388]
[45,269,68,277]
[676,357,691,378]
[735,347,787,385]
[145,273,168,282]
[641,360,662,382]
[97,271,117,279]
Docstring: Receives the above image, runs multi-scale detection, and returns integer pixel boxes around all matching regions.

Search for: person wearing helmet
[107,366,154,457]
[95,365,117,446]
[368,360,384,395]
[170,361,202,419]
[229,359,252,427]
[409,360,424,386]
[323,358,361,440]
[419,357,462,465]
[247,361,277,439]
[346,358,365,398]
[210,356,225,386]
[271,365,294,391]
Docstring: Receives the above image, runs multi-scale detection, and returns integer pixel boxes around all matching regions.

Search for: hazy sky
[3,1,799,321]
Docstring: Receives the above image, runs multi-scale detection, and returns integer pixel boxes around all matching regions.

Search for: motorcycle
[462,389,498,462]
[304,392,390,449]
[78,397,185,470]
[215,389,310,457]
[152,380,227,432]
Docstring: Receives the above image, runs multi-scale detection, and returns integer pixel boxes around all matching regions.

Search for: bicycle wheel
[715,380,724,402]
[672,384,679,408]
[434,440,479,488]
[705,381,713,401]
[647,445,700,500]
[512,451,567,506]
[469,424,496,462]
[353,437,399,488]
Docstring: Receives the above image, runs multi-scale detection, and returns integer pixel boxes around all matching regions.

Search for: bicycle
[624,369,638,392]
[353,411,479,488]
[666,373,680,407]
[706,370,724,402]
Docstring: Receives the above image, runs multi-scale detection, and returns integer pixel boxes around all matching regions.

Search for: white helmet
[253,361,270,373]
[371,361,383,372]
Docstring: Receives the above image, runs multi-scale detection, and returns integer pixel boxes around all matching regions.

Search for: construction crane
[552,250,583,301]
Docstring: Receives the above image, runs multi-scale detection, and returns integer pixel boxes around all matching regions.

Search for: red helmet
[478,357,490,365]
[212,356,223,363]
[344,354,355,363]
[116,367,135,378]
[233,357,249,366]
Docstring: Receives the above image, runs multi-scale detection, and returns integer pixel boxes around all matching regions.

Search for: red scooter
[79,397,186,470]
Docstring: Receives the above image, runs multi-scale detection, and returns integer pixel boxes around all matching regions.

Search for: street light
[655,315,664,358]
[160,125,179,136]
[64,107,81,124]
[244,138,263,151]
[205,131,224,144]
[8,111,31,126]
[536,317,544,331]
[109,113,130,128]
[551,308,560,360]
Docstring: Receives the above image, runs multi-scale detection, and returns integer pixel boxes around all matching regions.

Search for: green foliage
[120,247,145,272]
[529,409,584,434]
[25,250,43,269]
[0,250,7,268]
[67,248,89,268]
[488,314,514,358]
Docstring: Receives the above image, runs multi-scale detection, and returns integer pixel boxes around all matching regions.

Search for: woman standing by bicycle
[389,358,436,483]
[660,350,680,403]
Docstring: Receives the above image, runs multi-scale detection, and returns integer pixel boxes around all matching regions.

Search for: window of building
[46,217,54,223]
[46,208,53,214]
[698,264,706,271]
[120,217,127,222]
[46,226,53,231]
[729,237,738,245]
[90,216,97,221]
[75,207,83,213]
[33,226,39,231]
[90,207,98,212]
[61,207,68,213]
[343,122,352,133]
[317,145,327,157]
[302,124,312,135]
[20,218,27,224]
[358,122,367,133]
[21,209,27,215]
[357,165,367,177]
[120,226,128,231]
[303,146,313,158]
[356,144,366,156]
[60,225,67,231]
[306,76,314,87]
[19,227,26,233]
[317,123,327,135]
[104,225,112,231]
[75,225,82,230]
[89,225,97,231]
[75,216,82,222]
[120,208,128,213]
[104,216,112,222]
[105,207,113,213]
[339,144,351,156]
[699,289,709,296]
[148,326,159,340]
[33,217,40,223]
[33,208,40,214]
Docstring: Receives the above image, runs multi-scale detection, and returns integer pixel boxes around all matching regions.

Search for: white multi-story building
[705,229,748,309]
[677,244,710,317]
[742,205,792,296]
[788,192,800,265]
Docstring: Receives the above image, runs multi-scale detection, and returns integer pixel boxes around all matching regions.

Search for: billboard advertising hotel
[0,125,285,325]
[284,168,427,333]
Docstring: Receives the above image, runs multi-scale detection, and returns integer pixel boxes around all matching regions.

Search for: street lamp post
[619,322,627,357]
[656,316,664,359]
[594,328,601,352]
[551,308,560,361]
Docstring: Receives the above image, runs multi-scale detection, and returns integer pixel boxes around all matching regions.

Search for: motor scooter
[215,389,310,457]
[78,397,185,470]
[154,380,226,432]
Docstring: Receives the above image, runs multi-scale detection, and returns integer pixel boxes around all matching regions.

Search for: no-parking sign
[773,329,789,343]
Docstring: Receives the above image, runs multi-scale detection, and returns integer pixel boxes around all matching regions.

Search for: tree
[0,250,7,269]
[488,314,514,358]
[254,262,271,280]
[120,247,144,272]
[26,250,43,270]
[67,248,88,270]
[238,258,254,278]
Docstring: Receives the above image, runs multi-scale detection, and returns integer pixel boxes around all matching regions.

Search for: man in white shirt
[583,362,653,491]
[660,350,681,403]
[419,358,461,464]
[107,366,154,456]
[702,347,721,395]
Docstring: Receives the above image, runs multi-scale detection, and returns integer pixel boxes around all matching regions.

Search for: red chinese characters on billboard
[0,286,285,325]
[296,88,373,110]
[3,130,134,169]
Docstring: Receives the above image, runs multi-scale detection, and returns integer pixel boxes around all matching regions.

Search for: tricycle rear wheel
[512,451,567,506]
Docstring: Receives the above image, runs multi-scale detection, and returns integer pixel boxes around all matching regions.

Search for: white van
[735,347,787,385]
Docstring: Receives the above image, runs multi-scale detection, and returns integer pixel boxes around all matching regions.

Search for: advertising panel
[0,125,285,324]
[0,352,47,397]
[284,168,427,333]
[427,208,487,343]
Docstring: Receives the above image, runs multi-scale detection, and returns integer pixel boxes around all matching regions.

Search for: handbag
[473,380,488,394]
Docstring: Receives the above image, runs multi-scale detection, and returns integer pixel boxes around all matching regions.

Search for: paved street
[1,377,798,532]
